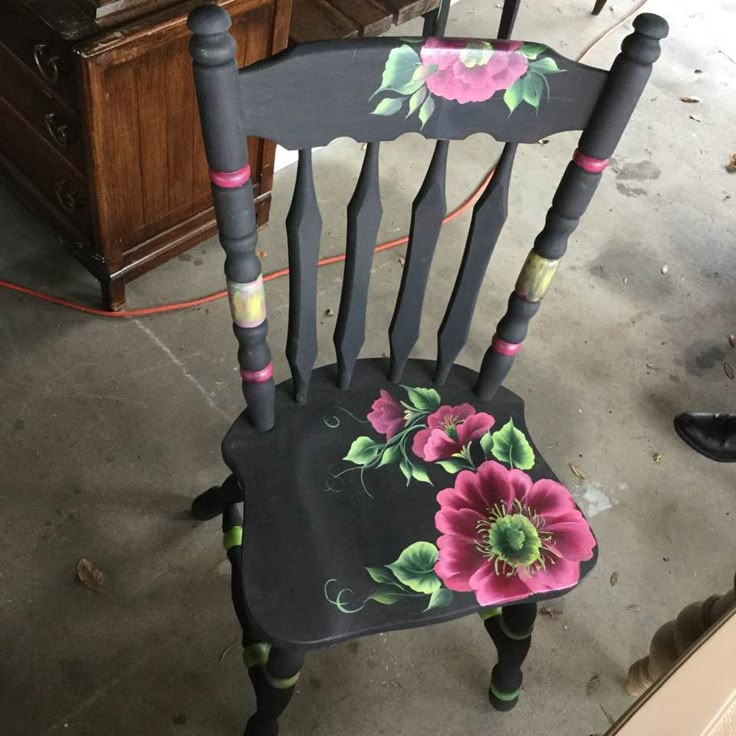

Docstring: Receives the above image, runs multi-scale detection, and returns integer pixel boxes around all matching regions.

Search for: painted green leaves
[387,541,440,594]
[371,38,564,127]
[371,44,437,128]
[503,45,564,114]
[325,542,453,615]
[480,419,535,470]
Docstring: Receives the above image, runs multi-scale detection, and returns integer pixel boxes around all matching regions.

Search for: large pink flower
[420,38,528,104]
[367,389,404,440]
[434,461,596,606]
[412,404,494,462]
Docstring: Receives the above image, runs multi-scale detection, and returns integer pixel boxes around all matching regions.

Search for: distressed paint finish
[514,252,560,303]
[228,276,267,328]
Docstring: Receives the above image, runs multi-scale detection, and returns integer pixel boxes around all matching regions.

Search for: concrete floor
[1,1,734,734]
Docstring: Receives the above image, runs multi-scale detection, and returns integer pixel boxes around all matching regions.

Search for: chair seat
[223,359,598,649]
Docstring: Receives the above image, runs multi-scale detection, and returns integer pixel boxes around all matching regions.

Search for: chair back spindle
[435,141,517,385]
[286,149,323,403]
[334,142,383,389]
[189,7,275,431]
[475,14,669,399]
[388,139,449,383]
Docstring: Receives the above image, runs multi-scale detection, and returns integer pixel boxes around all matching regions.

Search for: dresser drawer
[0,44,85,174]
[0,97,91,238]
[0,2,78,108]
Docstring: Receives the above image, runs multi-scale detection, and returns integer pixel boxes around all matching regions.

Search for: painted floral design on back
[371,38,563,127]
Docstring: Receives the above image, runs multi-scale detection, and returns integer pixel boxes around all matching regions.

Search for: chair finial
[188,3,231,35]
[622,13,669,66]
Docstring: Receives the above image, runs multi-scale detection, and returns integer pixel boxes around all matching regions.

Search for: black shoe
[674,413,736,463]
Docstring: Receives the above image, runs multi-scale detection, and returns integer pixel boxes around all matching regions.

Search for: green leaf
[407,86,428,117]
[371,97,405,117]
[373,44,422,96]
[368,585,406,605]
[399,456,412,485]
[387,541,441,594]
[523,73,544,108]
[411,462,432,485]
[344,436,382,466]
[418,94,435,129]
[490,419,535,470]
[436,458,467,474]
[518,42,547,60]
[424,587,453,612]
[503,79,524,114]
[411,63,438,83]
[480,430,493,459]
[366,566,399,585]
[529,57,563,74]
[404,386,441,411]
[377,443,402,467]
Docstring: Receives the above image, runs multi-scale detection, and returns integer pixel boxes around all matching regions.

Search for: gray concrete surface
[1,1,734,734]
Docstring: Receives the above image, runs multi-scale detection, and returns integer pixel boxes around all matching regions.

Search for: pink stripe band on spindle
[209,163,251,188]
[492,336,523,356]
[572,150,608,173]
[240,363,273,384]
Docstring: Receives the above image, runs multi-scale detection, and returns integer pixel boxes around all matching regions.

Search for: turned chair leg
[625,574,736,696]
[483,602,538,711]
[222,499,305,736]
[191,473,243,520]
[244,647,304,736]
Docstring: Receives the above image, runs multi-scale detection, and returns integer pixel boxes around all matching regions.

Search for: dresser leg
[101,277,126,311]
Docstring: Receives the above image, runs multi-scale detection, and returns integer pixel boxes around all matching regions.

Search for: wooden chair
[187,5,668,734]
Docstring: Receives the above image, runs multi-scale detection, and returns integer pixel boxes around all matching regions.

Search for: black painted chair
[188,5,667,734]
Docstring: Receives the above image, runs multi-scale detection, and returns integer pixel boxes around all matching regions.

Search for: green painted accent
[479,606,502,621]
[223,526,243,551]
[262,669,301,690]
[515,251,560,303]
[243,642,271,669]
[490,683,520,702]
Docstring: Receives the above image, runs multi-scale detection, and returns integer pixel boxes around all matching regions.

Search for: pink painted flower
[420,39,528,104]
[367,389,405,440]
[412,404,494,462]
[434,461,596,606]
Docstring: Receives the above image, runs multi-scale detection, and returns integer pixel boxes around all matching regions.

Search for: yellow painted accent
[515,252,560,302]
[227,276,266,328]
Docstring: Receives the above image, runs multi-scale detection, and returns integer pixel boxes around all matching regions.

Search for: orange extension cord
[0,0,647,319]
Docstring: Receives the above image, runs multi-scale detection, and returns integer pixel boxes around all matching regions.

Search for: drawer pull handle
[54,180,83,211]
[45,113,78,147]
[33,43,60,84]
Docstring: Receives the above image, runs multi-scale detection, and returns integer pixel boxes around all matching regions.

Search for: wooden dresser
[0,0,290,309]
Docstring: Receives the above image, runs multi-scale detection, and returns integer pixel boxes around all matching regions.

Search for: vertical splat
[286,149,323,403]
[435,142,517,385]
[334,142,383,389]
[388,138,449,383]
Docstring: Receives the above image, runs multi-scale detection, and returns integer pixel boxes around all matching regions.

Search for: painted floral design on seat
[324,385,596,615]
[371,38,564,127]
[435,461,596,605]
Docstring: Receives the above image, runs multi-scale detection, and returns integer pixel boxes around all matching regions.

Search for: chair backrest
[188,4,668,432]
